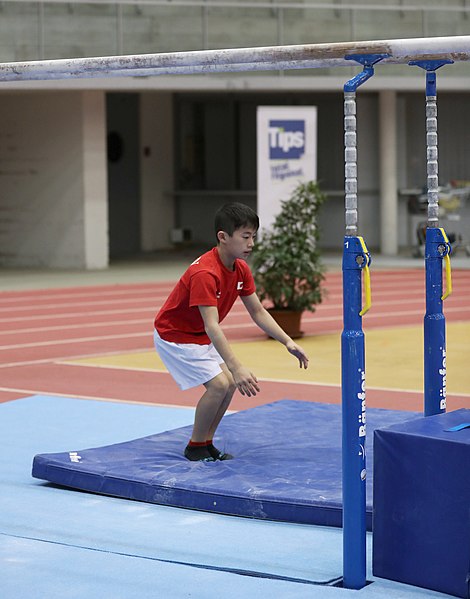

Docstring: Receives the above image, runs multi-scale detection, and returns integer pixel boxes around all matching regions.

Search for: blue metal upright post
[410,60,454,416]
[424,228,451,416]
[341,236,371,589]
[341,53,385,590]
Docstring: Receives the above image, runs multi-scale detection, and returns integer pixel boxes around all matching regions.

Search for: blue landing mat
[32,400,418,529]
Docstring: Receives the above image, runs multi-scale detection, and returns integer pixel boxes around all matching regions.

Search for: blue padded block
[373,409,470,599]
[32,400,417,528]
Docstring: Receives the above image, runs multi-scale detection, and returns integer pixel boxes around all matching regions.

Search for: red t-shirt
[154,247,256,344]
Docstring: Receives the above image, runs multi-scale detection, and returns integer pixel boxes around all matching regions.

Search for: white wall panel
[0,91,107,268]
[140,92,174,251]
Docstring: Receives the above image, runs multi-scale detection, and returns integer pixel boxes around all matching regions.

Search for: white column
[379,90,398,256]
[140,92,174,251]
[82,91,108,269]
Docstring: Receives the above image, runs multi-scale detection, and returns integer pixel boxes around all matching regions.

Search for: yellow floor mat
[66,322,469,395]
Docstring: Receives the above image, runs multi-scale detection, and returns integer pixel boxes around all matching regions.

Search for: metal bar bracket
[409,59,454,95]
[343,53,390,91]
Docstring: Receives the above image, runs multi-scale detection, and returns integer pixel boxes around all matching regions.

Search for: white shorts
[153,329,224,391]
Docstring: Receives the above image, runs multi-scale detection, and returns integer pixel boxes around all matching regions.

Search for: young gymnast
[154,202,309,461]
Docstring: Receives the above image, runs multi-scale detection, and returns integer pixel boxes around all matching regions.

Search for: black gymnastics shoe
[184,445,215,462]
[207,443,233,461]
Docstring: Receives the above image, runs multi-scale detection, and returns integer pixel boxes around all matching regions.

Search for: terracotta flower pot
[268,308,304,339]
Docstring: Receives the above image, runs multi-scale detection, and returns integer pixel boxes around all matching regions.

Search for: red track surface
[0,269,469,412]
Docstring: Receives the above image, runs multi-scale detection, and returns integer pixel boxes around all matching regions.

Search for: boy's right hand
[232,366,260,397]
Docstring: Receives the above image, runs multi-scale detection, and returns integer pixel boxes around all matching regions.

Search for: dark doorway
[106,93,141,259]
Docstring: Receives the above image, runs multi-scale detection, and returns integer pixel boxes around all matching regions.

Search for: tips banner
[257,106,317,231]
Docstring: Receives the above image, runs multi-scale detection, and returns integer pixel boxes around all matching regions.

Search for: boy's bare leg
[185,368,236,460]
[190,371,233,443]
[207,364,236,440]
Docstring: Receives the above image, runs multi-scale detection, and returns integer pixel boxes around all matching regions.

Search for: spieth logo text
[268,120,305,159]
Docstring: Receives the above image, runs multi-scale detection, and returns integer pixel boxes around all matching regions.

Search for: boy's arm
[198,305,260,397]
[241,293,309,369]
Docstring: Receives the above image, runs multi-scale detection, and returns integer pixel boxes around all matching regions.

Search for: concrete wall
[1,2,469,63]
[0,91,107,268]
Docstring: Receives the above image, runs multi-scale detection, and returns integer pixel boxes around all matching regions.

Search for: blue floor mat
[32,400,418,529]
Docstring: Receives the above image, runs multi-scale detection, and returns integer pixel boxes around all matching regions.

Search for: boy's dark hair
[214,202,259,240]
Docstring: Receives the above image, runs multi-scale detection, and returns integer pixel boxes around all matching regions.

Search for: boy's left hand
[286,341,309,369]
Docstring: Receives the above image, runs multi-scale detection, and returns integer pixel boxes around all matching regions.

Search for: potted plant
[251,181,326,338]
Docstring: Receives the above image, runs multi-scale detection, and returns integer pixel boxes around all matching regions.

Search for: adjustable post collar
[425,228,453,300]
[343,236,372,316]
[342,236,372,270]
[425,227,452,259]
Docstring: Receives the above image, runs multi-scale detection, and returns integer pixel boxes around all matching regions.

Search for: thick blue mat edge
[33,456,344,527]
[32,400,420,529]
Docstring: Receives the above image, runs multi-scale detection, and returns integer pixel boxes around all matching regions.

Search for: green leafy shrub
[251,181,327,312]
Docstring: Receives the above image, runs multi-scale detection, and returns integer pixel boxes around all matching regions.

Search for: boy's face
[218,226,257,261]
